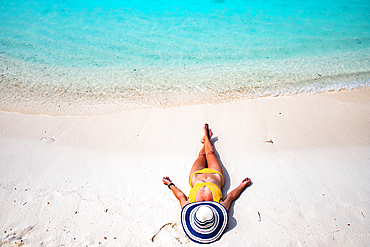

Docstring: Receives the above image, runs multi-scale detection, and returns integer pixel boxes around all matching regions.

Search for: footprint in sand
[0,226,34,246]
[151,222,189,245]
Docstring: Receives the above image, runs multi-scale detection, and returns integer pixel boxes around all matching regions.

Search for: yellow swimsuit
[188,168,224,203]
[189,182,223,203]
[189,168,225,186]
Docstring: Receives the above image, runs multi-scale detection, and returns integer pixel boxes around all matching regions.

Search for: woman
[162,124,251,244]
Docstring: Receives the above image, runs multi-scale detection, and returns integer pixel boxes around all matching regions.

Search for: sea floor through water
[1,0,369,115]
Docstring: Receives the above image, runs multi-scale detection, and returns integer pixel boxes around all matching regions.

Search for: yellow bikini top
[188,182,223,203]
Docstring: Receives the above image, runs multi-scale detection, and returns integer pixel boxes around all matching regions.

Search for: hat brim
[181,201,228,244]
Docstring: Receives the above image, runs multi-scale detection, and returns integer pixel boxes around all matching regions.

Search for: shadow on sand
[212,136,252,234]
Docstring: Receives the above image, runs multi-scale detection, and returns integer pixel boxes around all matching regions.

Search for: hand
[241,177,251,187]
[162,177,172,186]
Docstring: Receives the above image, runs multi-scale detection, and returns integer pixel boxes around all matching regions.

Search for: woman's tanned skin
[163,124,251,211]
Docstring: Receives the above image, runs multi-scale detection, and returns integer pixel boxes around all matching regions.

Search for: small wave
[1,52,369,116]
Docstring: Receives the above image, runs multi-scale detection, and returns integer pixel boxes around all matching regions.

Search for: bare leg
[203,124,225,179]
[189,126,212,179]
[189,148,207,178]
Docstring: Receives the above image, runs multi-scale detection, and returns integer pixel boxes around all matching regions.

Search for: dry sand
[1,88,370,246]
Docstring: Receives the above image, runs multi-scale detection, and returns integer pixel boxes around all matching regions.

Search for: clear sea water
[1,0,369,115]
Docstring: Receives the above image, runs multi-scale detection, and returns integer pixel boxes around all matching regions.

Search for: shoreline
[1,82,369,117]
[1,88,369,246]
[2,50,370,117]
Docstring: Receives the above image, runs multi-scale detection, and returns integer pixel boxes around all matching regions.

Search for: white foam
[1,50,369,116]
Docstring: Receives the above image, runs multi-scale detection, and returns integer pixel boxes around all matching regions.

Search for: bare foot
[201,123,213,143]
[162,177,172,186]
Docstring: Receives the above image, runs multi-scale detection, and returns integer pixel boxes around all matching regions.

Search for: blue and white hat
[181,201,228,244]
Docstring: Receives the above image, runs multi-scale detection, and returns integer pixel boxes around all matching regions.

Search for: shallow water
[1,0,369,115]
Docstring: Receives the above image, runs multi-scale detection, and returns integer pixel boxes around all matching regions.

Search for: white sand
[1,88,370,246]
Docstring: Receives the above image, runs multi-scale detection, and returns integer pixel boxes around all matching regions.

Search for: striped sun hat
[181,201,228,244]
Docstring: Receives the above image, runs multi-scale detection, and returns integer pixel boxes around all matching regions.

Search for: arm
[220,177,251,211]
[162,177,189,209]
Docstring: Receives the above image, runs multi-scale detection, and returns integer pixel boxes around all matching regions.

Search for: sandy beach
[1,87,370,246]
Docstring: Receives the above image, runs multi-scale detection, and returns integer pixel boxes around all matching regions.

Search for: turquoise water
[1,0,370,115]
